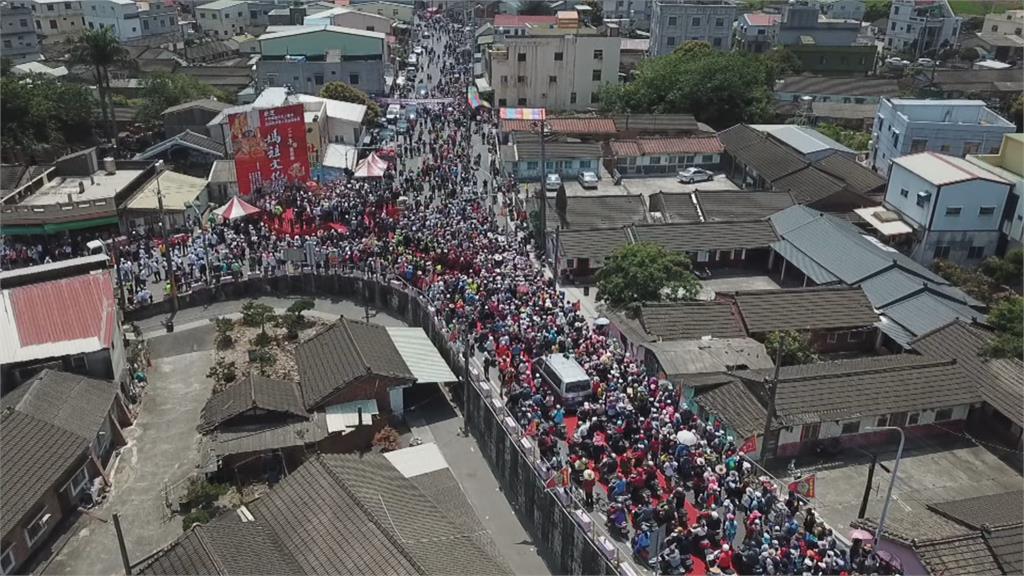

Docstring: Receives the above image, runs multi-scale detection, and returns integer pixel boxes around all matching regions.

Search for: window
[907,412,920,426]
[47,3,53,9]
[650,156,661,165]
[819,55,828,65]
[691,16,700,26]
[516,75,526,83]
[554,51,563,61]
[940,144,950,152]
[875,415,889,427]
[580,160,592,169]
[668,16,677,26]
[570,92,577,104]
[827,332,838,344]
[934,408,954,422]
[517,52,526,62]
[366,25,374,31]
[900,188,909,198]
[19,18,27,27]
[967,246,985,259]
[841,421,861,435]
[1,543,13,576]
[500,75,508,84]
[593,49,603,59]
[847,330,865,343]
[712,37,722,47]
[3,39,11,48]
[348,73,358,84]
[963,142,980,155]
[701,154,714,163]
[592,69,601,81]
[910,138,927,153]
[992,25,999,32]
[715,17,724,27]
[979,206,996,216]
[945,206,962,216]
[517,98,527,106]
[591,91,600,104]
[65,466,90,498]
[933,245,951,259]
[526,161,538,170]
[916,191,930,207]
[667,36,676,46]
[497,98,507,107]
[24,505,50,546]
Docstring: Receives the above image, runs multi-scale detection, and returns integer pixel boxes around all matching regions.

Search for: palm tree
[69,28,129,143]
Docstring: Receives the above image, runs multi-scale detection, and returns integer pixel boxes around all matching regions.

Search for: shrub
[213,317,235,349]
[373,426,401,452]
[206,359,237,387]
[182,508,211,530]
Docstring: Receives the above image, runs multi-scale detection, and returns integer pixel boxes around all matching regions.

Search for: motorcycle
[605,502,629,539]
[694,266,712,280]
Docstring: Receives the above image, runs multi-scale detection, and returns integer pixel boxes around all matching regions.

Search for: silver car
[545,173,562,191]
[678,167,713,184]
[577,171,599,189]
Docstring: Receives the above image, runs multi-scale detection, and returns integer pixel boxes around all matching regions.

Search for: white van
[535,354,591,409]
[385,104,402,123]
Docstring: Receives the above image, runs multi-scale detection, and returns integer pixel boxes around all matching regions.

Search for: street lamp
[865,425,905,553]
[529,119,551,253]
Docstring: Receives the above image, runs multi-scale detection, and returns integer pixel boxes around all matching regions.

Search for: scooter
[694,266,712,280]
[605,502,629,539]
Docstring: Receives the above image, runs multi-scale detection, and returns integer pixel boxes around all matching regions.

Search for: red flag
[545,472,557,490]
[560,465,571,487]
[788,474,816,499]
[739,436,757,454]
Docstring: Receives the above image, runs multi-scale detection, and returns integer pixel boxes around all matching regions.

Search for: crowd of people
[1,11,894,575]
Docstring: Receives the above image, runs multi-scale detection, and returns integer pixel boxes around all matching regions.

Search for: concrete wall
[259,28,386,57]
[257,58,385,96]
[649,0,735,56]
[2,1,40,62]
[511,156,601,181]
[32,0,86,43]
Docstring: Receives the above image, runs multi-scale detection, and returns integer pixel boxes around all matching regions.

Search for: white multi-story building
[486,13,621,111]
[648,0,736,56]
[819,0,865,22]
[600,0,652,30]
[968,133,1024,250]
[196,0,247,37]
[884,0,960,56]
[884,152,1012,267]
[82,0,176,40]
[869,98,1016,177]
[734,11,779,53]
[983,9,1023,37]
[2,0,40,62]
[31,0,85,43]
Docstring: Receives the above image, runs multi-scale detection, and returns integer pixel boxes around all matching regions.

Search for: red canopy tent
[354,153,389,178]
[214,196,261,220]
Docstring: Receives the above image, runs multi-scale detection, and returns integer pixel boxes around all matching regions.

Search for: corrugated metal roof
[751,124,853,155]
[0,272,116,364]
[893,152,1011,186]
[386,327,456,384]
[770,241,840,284]
[882,293,984,338]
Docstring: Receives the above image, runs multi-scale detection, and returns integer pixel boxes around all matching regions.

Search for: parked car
[545,173,562,191]
[413,46,425,55]
[915,57,936,67]
[416,85,429,98]
[678,167,713,184]
[577,171,599,189]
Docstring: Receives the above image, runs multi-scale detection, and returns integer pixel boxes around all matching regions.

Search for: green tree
[596,242,699,308]
[863,0,892,22]
[136,72,224,125]
[583,0,603,25]
[982,297,1023,359]
[321,81,381,124]
[1,75,96,160]
[519,0,555,15]
[933,259,998,304]
[598,48,775,129]
[816,124,872,151]
[764,330,818,366]
[1009,95,1023,132]
[959,45,981,62]
[69,28,129,141]
[206,359,238,388]
[760,48,803,83]
[287,298,315,318]
[212,316,235,349]
[673,40,713,57]
[981,248,1023,287]
[240,301,276,334]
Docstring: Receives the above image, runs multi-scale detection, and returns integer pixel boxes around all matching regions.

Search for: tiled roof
[611,114,699,133]
[609,136,724,157]
[296,318,414,410]
[717,125,808,182]
[775,74,900,98]
[731,286,878,333]
[545,194,647,230]
[735,355,981,425]
[638,301,747,341]
[513,136,603,161]
[161,98,231,115]
[198,373,308,433]
[556,227,632,262]
[915,533,1004,576]
[812,153,886,198]
[648,338,773,377]
[500,117,617,134]
[911,321,1024,428]
[209,412,330,456]
[1,410,88,536]
[927,490,1024,531]
[632,220,778,253]
[647,192,701,223]
[1,369,119,443]
[0,272,117,365]
[493,14,557,27]
[692,378,766,439]
[695,190,795,221]
[771,165,847,205]
[743,12,780,26]
[985,524,1023,574]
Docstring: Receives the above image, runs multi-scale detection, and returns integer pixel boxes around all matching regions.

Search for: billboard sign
[229,103,310,196]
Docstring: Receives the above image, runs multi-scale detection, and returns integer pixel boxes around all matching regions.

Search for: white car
[678,167,713,184]
[413,46,425,55]
[915,57,935,67]
[577,171,599,189]
[545,173,562,191]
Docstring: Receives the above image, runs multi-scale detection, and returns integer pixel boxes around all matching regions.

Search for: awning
[323,143,358,170]
[386,327,457,384]
[854,207,913,237]
[466,86,491,109]
[474,76,493,93]
[477,34,494,46]
[325,399,379,434]
[2,216,120,235]
[500,107,546,120]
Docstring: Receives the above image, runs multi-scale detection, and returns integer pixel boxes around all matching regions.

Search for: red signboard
[229,103,310,196]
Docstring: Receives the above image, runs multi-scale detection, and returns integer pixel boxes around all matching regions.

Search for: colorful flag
[560,465,571,487]
[739,436,757,454]
[545,471,557,490]
[788,474,816,499]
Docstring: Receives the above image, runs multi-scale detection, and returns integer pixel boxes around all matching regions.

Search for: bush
[373,426,401,452]
[251,348,276,375]
[206,360,237,387]
[250,330,274,348]
[213,317,235,349]
[240,301,276,332]
[182,509,212,531]
[764,330,818,366]
[276,312,304,340]
[286,298,315,317]
[183,479,229,511]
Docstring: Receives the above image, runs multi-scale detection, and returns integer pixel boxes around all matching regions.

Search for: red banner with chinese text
[229,103,310,196]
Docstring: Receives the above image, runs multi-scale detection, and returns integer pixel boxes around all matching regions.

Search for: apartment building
[734,12,779,53]
[31,0,85,43]
[649,0,736,56]
[255,25,388,95]
[770,0,874,73]
[884,0,961,55]
[486,12,620,111]
[600,0,652,29]
[196,0,247,37]
[968,134,1024,249]
[1,0,40,63]
[869,98,1017,176]
[82,0,177,41]
[819,0,865,22]
[983,9,1023,37]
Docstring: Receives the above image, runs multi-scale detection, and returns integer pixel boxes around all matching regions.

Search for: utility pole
[155,161,178,313]
[857,452,878,519]
[112,513,132,576]
[760,341,784,464]
[553,225,561,286]
[869,426,906,553]
[533,120,549,253]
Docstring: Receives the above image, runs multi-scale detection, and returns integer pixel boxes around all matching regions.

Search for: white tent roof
[324,399,379,433]
[383,442,449,478]
[386,327,457,384]
[323,143,358,170]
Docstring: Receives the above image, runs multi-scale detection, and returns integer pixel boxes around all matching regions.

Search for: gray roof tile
[775,75,899,98]
[731,286,878,333]
[692,379,766,439]
[546,194,648,230]
[1,369,118,443]
[632,220,778,253]
[556,227,632,262]
[985,524,1023,574]
[513,135,603,161]
[648,192,701,223]
[638,301,747,341]
[812,154,886,198]
[198,373,307,433]
[695,190,795,222]
[718,125,808,182]
[928,491,1024,531]
[771,166,847,205]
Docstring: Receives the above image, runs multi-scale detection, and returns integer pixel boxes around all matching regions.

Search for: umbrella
[327,223,349,234]
[849,528,873,542]
[213,197,261,221]
[677,430,698,446]
[594,317,610,327]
